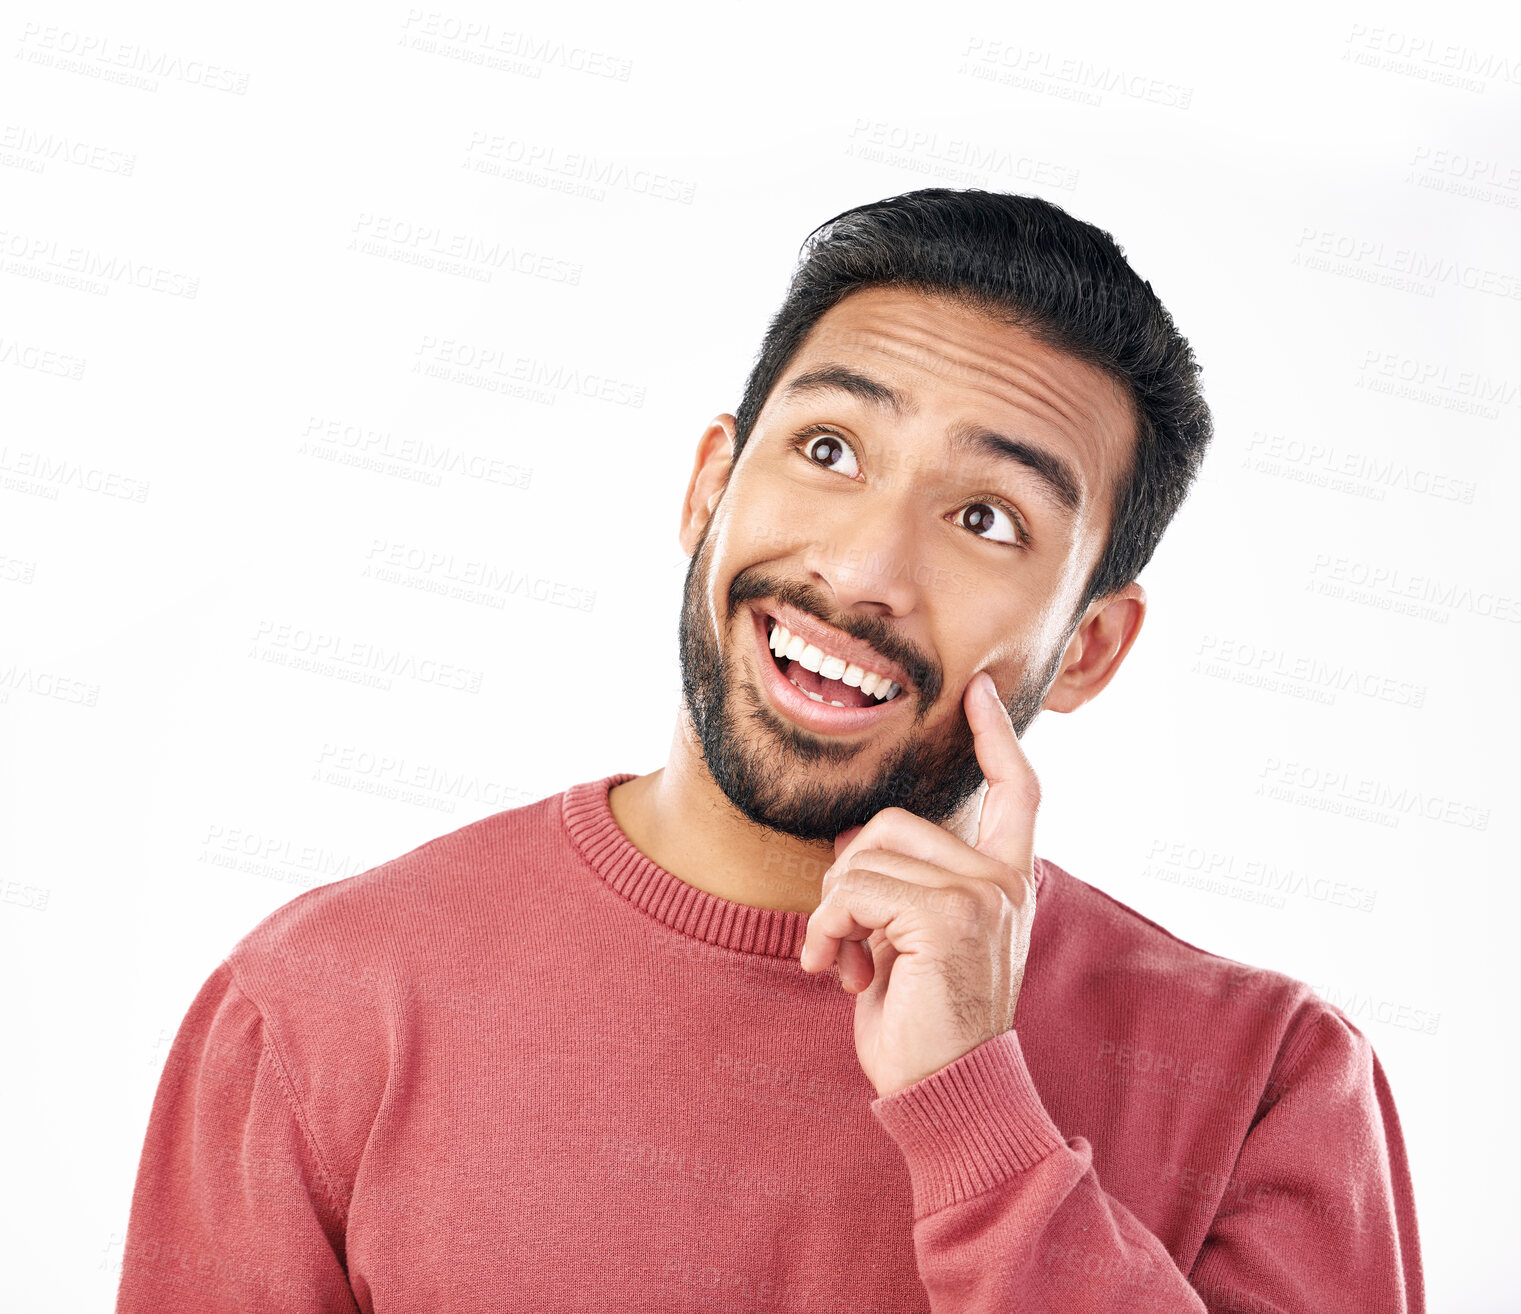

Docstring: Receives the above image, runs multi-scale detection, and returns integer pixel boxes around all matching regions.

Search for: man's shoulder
[223,785,568,1002]
[1028,856,1383,1141]
[189,786,573,1201]
[1034,854,1322,1035]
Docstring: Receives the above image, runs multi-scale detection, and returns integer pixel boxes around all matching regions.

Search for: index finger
[964,670,1040,874]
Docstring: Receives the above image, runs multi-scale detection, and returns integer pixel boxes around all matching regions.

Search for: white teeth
[767,614,904,704]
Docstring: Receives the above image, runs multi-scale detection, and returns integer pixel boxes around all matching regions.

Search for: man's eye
[954,501,1023,547]
[798,430,860,478]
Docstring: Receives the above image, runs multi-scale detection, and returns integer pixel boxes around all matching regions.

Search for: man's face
[678,285,1137,842]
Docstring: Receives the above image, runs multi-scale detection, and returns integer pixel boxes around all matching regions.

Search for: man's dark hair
[732,188,1213,629]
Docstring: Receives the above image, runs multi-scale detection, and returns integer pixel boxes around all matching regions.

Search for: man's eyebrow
[946,422,1085,520]
[779,364,913,415]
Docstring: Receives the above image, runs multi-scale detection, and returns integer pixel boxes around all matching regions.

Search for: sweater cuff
[870,1028,1066,1219]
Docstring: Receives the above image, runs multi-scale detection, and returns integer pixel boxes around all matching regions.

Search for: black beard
[677,519,1066,842]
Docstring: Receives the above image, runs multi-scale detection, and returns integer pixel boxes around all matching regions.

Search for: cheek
[723,472,814,560]
[939,604,1042,690]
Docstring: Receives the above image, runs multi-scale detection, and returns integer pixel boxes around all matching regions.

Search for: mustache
[728,569,943,708]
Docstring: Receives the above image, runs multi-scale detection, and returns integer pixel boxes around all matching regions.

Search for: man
[117,190,1423,1311]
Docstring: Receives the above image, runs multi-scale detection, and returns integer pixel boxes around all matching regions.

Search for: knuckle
[931,886,974,924]
[972,881,1004,918]
[840,865,877,893]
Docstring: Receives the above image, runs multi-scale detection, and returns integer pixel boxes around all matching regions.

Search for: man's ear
[1040,582,1146,714]
[679,414,737,556]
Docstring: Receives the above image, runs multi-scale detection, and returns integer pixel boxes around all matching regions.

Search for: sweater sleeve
[115,960,360,1313]
[869,1015,1423,1312]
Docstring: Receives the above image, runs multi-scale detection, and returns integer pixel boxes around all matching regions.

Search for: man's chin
[700,697,984,842]
[714,771,890,843]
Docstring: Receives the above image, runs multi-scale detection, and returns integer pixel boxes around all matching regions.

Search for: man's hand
[800,670,1041,1099]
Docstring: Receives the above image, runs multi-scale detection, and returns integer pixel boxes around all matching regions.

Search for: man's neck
[607,715,981,916]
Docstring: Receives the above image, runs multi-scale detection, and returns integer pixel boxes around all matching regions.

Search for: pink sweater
[116,772,1423,1312]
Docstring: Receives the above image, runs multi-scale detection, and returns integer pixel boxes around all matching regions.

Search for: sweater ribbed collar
[561,772,1046,959]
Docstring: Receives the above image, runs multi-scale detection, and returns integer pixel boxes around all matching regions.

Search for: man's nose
[799,492,926,619]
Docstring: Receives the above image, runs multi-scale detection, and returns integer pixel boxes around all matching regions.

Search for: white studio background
[1,0,1516,1309]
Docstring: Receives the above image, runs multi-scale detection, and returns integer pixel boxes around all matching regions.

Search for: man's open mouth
[761,612,904,709]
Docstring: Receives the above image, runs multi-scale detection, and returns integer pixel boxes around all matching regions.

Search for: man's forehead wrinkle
[814,317,1107,438]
